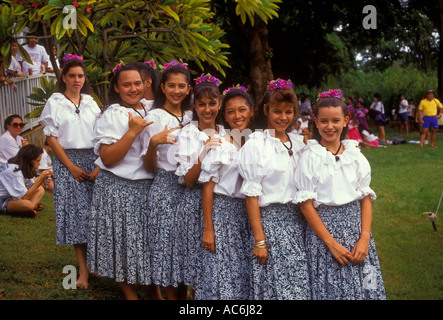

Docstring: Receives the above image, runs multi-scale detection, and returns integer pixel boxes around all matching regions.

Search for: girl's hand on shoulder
[202,230,215,253]
[128,112,153,136]
[151,126,180,146]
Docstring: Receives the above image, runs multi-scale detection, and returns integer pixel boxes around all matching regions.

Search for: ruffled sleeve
[39,93,63,137]
[238,132,267,197]
[199,137,235,184]
[92,105,129,156]
[293,141,320,203]
[174,124,202,178]
[356,153,377,200]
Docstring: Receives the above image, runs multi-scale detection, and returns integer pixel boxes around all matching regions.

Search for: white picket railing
[0,73,57,133]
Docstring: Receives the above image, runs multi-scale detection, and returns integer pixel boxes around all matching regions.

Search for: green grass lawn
[0,125,442,300]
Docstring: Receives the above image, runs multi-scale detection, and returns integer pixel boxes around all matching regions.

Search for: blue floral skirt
[251,203,310,300]
[53,149,96,245]
[145,169,186,287]
[306,201,386,300]
[177,183,203,288]
[87,170,152,284]
[195,194,252,300]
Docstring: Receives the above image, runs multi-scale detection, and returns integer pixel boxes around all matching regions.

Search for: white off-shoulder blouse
[92,104,153,180]
[39,93,101,149]
[140,108,193,172]
[238,129,305,207]
[293,139,376,208]
[198,135,244,199]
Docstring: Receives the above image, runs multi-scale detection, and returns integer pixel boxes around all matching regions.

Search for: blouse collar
[307,139,361,165]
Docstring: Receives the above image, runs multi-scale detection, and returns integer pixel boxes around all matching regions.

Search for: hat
[427,89,434,93]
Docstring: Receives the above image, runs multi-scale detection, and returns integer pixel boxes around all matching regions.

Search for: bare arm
[202,179,216,253]
[245,196,267,264]
[351,195,372,263]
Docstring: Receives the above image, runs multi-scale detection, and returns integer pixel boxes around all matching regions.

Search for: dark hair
[191,82,222,124]
[4,114,23,132]
[57,58,92,94]
[106,63,144,107]
[312,97,348,142]
[153,64,192,111]
[254,88,299,131]
[373,93,382,101]
[133,62,159,96]
[8,144,43,179]
[220,89,254,130]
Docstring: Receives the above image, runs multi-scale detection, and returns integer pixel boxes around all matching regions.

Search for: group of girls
[36,54,386,300]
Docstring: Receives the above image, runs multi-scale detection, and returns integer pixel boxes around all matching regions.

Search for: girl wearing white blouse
[0,145,52,218]
[39,56,101,290]
[294,90,386,300]
[196,87,254,300]
[88,63,153,300]
[174,75,224,297]
[141,61,193,300]
[238,80,310,300]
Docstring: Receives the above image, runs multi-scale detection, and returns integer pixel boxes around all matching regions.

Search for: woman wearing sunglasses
[0,114,29,166]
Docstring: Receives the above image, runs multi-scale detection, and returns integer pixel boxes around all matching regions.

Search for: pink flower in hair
[223,85,247,95]
[62,53,83,62]
[267,78,293,91]
[195,73,221,86]
[163,59,188,70]
[317,89,345,101]
[112,61,125,74]
[144,60,157,69]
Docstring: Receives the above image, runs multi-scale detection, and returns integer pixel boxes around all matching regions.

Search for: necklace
[131,105,147,118]
[161,106,184,128]
[63,93,81,114]
[321,141,342,161]
[280,132,293,156]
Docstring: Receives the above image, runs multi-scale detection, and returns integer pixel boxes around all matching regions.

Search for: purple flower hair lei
[317,89,345,101]
[163,59,188,70]
[62,54,83,62]
[144,60,157,69]
[267,78,293,91]
[223,84,247,95]
[195,73,221,87]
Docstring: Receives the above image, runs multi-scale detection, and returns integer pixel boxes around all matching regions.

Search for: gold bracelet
[254,240,267,249]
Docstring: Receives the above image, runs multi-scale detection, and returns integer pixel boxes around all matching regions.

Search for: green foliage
[293,67,437,115]
[24,76,57,119]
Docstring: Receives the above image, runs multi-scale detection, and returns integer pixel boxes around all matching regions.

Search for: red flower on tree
[86,5,92,13]
[73,1,79,7]
[31,2,38,8]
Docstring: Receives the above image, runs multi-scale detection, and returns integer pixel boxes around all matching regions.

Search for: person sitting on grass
[0,144,53,218]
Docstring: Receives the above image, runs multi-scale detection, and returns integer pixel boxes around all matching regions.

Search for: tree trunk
[240,18,274,106]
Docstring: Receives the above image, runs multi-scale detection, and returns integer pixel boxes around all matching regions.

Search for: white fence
[0,73,57,133]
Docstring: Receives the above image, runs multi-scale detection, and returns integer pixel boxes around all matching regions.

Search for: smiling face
[224,96,253,132]
[264,101,294,137]
[314,105,349,146]
[114,70,144,107]
[6,117,25,138]
[194,95,220,130]
[62,66,85,94]
[161,73,191,109]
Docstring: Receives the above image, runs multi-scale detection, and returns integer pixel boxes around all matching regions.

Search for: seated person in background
[347,112,363,145]
[358,124,379,148]
[0,144,53,218]
[0,114,29,166]
[36,140,54,193]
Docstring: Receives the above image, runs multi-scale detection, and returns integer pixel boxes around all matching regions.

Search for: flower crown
[144,60,157,69]
[317,89,344,101]
[195,73,221,87]
[112,61,125,74]
[163,59,188,71]
[267,78,293,91]
[223,84,247,95]
[62,54,83,62]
